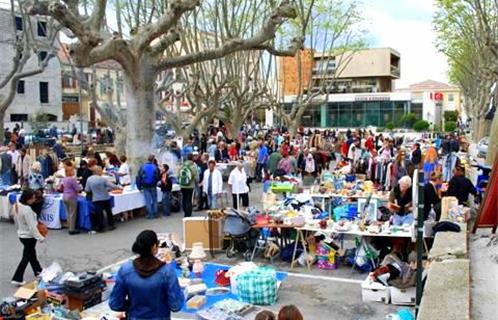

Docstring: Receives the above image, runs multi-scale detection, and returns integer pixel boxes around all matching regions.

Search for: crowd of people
[159,125,475,222]
[2,122,479,296]
[1,124,477,229]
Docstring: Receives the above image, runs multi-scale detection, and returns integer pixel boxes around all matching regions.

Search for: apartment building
[58,44,126,126]
[275,47,416,128]
[408,80,463,124]
[0,9,62,123]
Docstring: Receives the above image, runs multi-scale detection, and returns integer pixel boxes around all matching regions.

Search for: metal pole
[415,170,425,317]
[78,69,84,155]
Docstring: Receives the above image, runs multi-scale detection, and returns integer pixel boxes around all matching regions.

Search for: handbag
[37,222,48,237]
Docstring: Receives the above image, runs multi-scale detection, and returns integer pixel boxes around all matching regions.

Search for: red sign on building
[430,92,444,101]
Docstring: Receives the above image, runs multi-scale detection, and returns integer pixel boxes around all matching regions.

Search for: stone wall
[418,225,470,320]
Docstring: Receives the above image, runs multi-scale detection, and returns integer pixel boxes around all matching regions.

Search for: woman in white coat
[228,162,249,210]
[202,160,223,209]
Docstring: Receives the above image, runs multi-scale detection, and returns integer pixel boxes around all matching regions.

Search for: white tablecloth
[0,195,13,220]
[112,189,162,214]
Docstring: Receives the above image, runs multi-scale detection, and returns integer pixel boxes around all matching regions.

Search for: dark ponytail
[132,230,158,257]
[19,188,36,205]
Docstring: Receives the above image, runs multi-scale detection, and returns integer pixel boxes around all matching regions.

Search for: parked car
[477,137,489,158]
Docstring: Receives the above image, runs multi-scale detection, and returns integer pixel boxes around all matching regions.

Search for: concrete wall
[334,48,399,79]
[418,226,470,320]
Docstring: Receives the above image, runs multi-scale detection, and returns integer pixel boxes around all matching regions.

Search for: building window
[117,78,124,94]
[448,94,454,102]
[10,114,28,122]
[39,82,49,103]
[62,75,74,88]
[100,75,113,95]
[17,80,25,94]
[84,73,91,84]
[37,21,47,37]
[15,16,23,31]
[38,51,48,64]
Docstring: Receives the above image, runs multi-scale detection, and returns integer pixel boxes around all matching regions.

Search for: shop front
[278,92,420,129]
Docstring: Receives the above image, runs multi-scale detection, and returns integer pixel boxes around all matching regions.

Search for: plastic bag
[236,267,278,305]
[39,261,63,283]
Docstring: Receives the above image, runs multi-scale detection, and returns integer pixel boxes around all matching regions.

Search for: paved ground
[0,183,404,319]
[470,232,498,320]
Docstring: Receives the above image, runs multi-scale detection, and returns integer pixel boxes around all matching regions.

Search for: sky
[362,0,449,89]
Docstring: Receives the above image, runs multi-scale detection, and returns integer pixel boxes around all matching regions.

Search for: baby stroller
[223,208,258,260]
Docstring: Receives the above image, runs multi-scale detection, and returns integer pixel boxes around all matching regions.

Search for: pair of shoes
[68,230,80,235]
[108,226,116,231]
[11,280,26,286]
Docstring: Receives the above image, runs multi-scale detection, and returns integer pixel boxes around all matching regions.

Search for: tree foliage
[443,110,459,122]
[434,0,498,140]
[413,120,430,132]
[400,113,417,128]
[444,120,457,132]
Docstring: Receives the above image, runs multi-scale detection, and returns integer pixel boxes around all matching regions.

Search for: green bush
[444,121,457,132]
[444,111,459,122]
[413,120,430,132]
[400,113,417,128]
[386,122,395,130]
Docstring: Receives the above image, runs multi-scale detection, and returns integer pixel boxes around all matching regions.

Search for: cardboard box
[14,281,38,300]
[361,277,390,304]
[390,286,416,306]
[183,217,223,250]
[14,281,46,303]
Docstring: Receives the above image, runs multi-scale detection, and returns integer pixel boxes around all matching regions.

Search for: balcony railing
[312,68,336,76]
[390,65,400,77]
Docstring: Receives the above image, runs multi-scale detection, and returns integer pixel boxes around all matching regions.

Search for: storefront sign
[62,95,79,103]
[354,95,390,101]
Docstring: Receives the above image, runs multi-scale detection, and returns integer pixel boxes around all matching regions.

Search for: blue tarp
[176,262,287,314]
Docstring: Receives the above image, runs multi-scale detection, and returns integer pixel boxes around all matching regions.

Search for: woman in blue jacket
[109,230,185,319]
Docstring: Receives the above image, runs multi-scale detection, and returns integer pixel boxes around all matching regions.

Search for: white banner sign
[39,196,62,229]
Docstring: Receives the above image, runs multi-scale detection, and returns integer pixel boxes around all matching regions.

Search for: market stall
[1,185,180,230]
[0,234,288,320]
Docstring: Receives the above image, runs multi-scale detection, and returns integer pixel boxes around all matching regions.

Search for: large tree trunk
[476,118,490,142]
[229,115,244,142]
[486,113,497,165]
[287,105,306,138]
[123,64,156,178]
[113,126,127,157]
